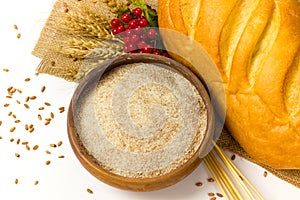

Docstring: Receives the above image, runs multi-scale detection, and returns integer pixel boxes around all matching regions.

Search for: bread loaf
[158,0,300,169]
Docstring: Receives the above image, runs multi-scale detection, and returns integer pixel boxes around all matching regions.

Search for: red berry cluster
[111,8,169,57]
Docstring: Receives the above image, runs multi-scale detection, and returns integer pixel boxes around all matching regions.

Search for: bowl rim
[67,53,214,191]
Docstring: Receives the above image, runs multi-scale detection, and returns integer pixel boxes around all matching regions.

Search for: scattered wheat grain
[231,154,236,161]
[207,178,214,182]
[44,102,51,106]
[45,150,51,154]
[195,182,203,187]
[10,127,16,132]
[86,188,93,194]
[50,144,57,148]
[24,104,30,109]
[208,192,215,197]
[24,78,31,82]
[15,153,20,158]
[216,193,224,197]
[59,107,65,113]
[41,86,46,92]
[45,118,51,122]
[263,171,268,177]
[57,141,63,147]
[45,160,51,165]
[33,145,39,150]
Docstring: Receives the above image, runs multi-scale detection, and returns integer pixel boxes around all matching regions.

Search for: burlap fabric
[32,0,300,188]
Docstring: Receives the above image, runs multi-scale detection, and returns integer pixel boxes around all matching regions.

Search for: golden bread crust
[158,0,300,169]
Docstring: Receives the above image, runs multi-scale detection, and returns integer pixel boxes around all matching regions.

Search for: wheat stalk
[61,9,111,39]
[101,0,127,14]
[74,37,124,81]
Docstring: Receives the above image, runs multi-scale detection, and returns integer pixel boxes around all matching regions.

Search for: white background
[0,0,299,199]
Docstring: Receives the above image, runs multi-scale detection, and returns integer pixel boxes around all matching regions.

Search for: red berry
[153,49,161,55]
[147,29,157,39]
[133,26,143,35]
[133,8,142,17]
[162,52,169,57]
[127,43,136,52]
[111,19,120,27]
[123,45,129,52]
[142,45,152,53]
[138,18,148,27]
[123,36,130,44]
[140,33,147,40]
[112,27,118,35]
[137,41,147,49]
[128,19,138,28]
[130,34,139,43]
[117,25,125,33]
[126,29,134,36]
[121,13,131,23]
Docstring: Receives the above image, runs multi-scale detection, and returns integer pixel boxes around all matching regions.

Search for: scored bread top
[158,0,300,169]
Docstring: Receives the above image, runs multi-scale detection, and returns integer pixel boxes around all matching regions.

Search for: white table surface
[0,0,299,199]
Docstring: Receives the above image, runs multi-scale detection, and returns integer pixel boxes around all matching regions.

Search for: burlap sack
[32,0,300,188]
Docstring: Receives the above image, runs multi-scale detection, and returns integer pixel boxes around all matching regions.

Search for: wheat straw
[204,156,234,200]
[204,145,265,200]
[206,153,244,199]
[214,144,264,200]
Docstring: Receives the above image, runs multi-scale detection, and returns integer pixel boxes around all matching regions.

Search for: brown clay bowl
[67,53,214,192]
